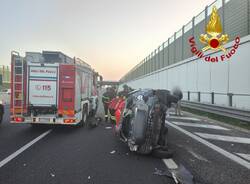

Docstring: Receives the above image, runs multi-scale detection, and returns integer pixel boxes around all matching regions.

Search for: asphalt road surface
[0,104,249,184]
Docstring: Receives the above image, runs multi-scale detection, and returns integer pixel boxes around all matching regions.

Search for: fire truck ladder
[12,51,24,117]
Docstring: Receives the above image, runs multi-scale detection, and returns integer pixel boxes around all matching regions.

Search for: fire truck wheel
[89,110,95,117]
[87,116,98,128]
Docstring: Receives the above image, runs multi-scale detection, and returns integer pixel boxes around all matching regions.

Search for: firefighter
[102,87,116,122]
[108,90,125,125]
[117,84,130,98]
[107,85,132,124]
[172,87,183,116]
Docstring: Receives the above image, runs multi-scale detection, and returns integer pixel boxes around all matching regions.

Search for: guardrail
[181,100,250,122]
[184,91,250,107]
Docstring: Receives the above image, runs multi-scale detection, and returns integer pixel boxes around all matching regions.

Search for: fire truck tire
[87,116,98,128]
[89,110,95,118]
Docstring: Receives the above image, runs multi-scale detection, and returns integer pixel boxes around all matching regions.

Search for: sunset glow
[0,0,214,80]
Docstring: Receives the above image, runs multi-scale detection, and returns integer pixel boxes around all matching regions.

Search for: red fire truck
[10,51,99,126]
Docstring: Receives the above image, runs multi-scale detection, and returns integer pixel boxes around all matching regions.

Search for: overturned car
[113,89,179,158]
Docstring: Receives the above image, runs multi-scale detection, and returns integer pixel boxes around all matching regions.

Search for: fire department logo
[200,6,229,52]
[189,6,240,62]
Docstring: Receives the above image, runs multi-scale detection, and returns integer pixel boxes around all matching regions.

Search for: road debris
[172,164,194,184]
[189,159,195,162]
[88,176,91,180]
[153,168,172,177]
[171,172,179,183]
[154,165,194,184]
[23,163,27,167]
[110,150,116,154]
[105,126,112,129]
[50,173,55,177]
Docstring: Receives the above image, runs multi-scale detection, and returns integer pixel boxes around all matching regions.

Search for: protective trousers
[103,102,109,122]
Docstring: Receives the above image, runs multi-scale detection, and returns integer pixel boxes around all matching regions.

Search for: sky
[0,0,215,80]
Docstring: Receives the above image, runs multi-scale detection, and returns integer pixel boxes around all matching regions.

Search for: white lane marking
[195,133,250,144]
[167,116,200,121]
[235,153,250,161]
[166,121,250,169]
[163,158,178,169]
[172,121,230,130]
[0,129,52,168]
